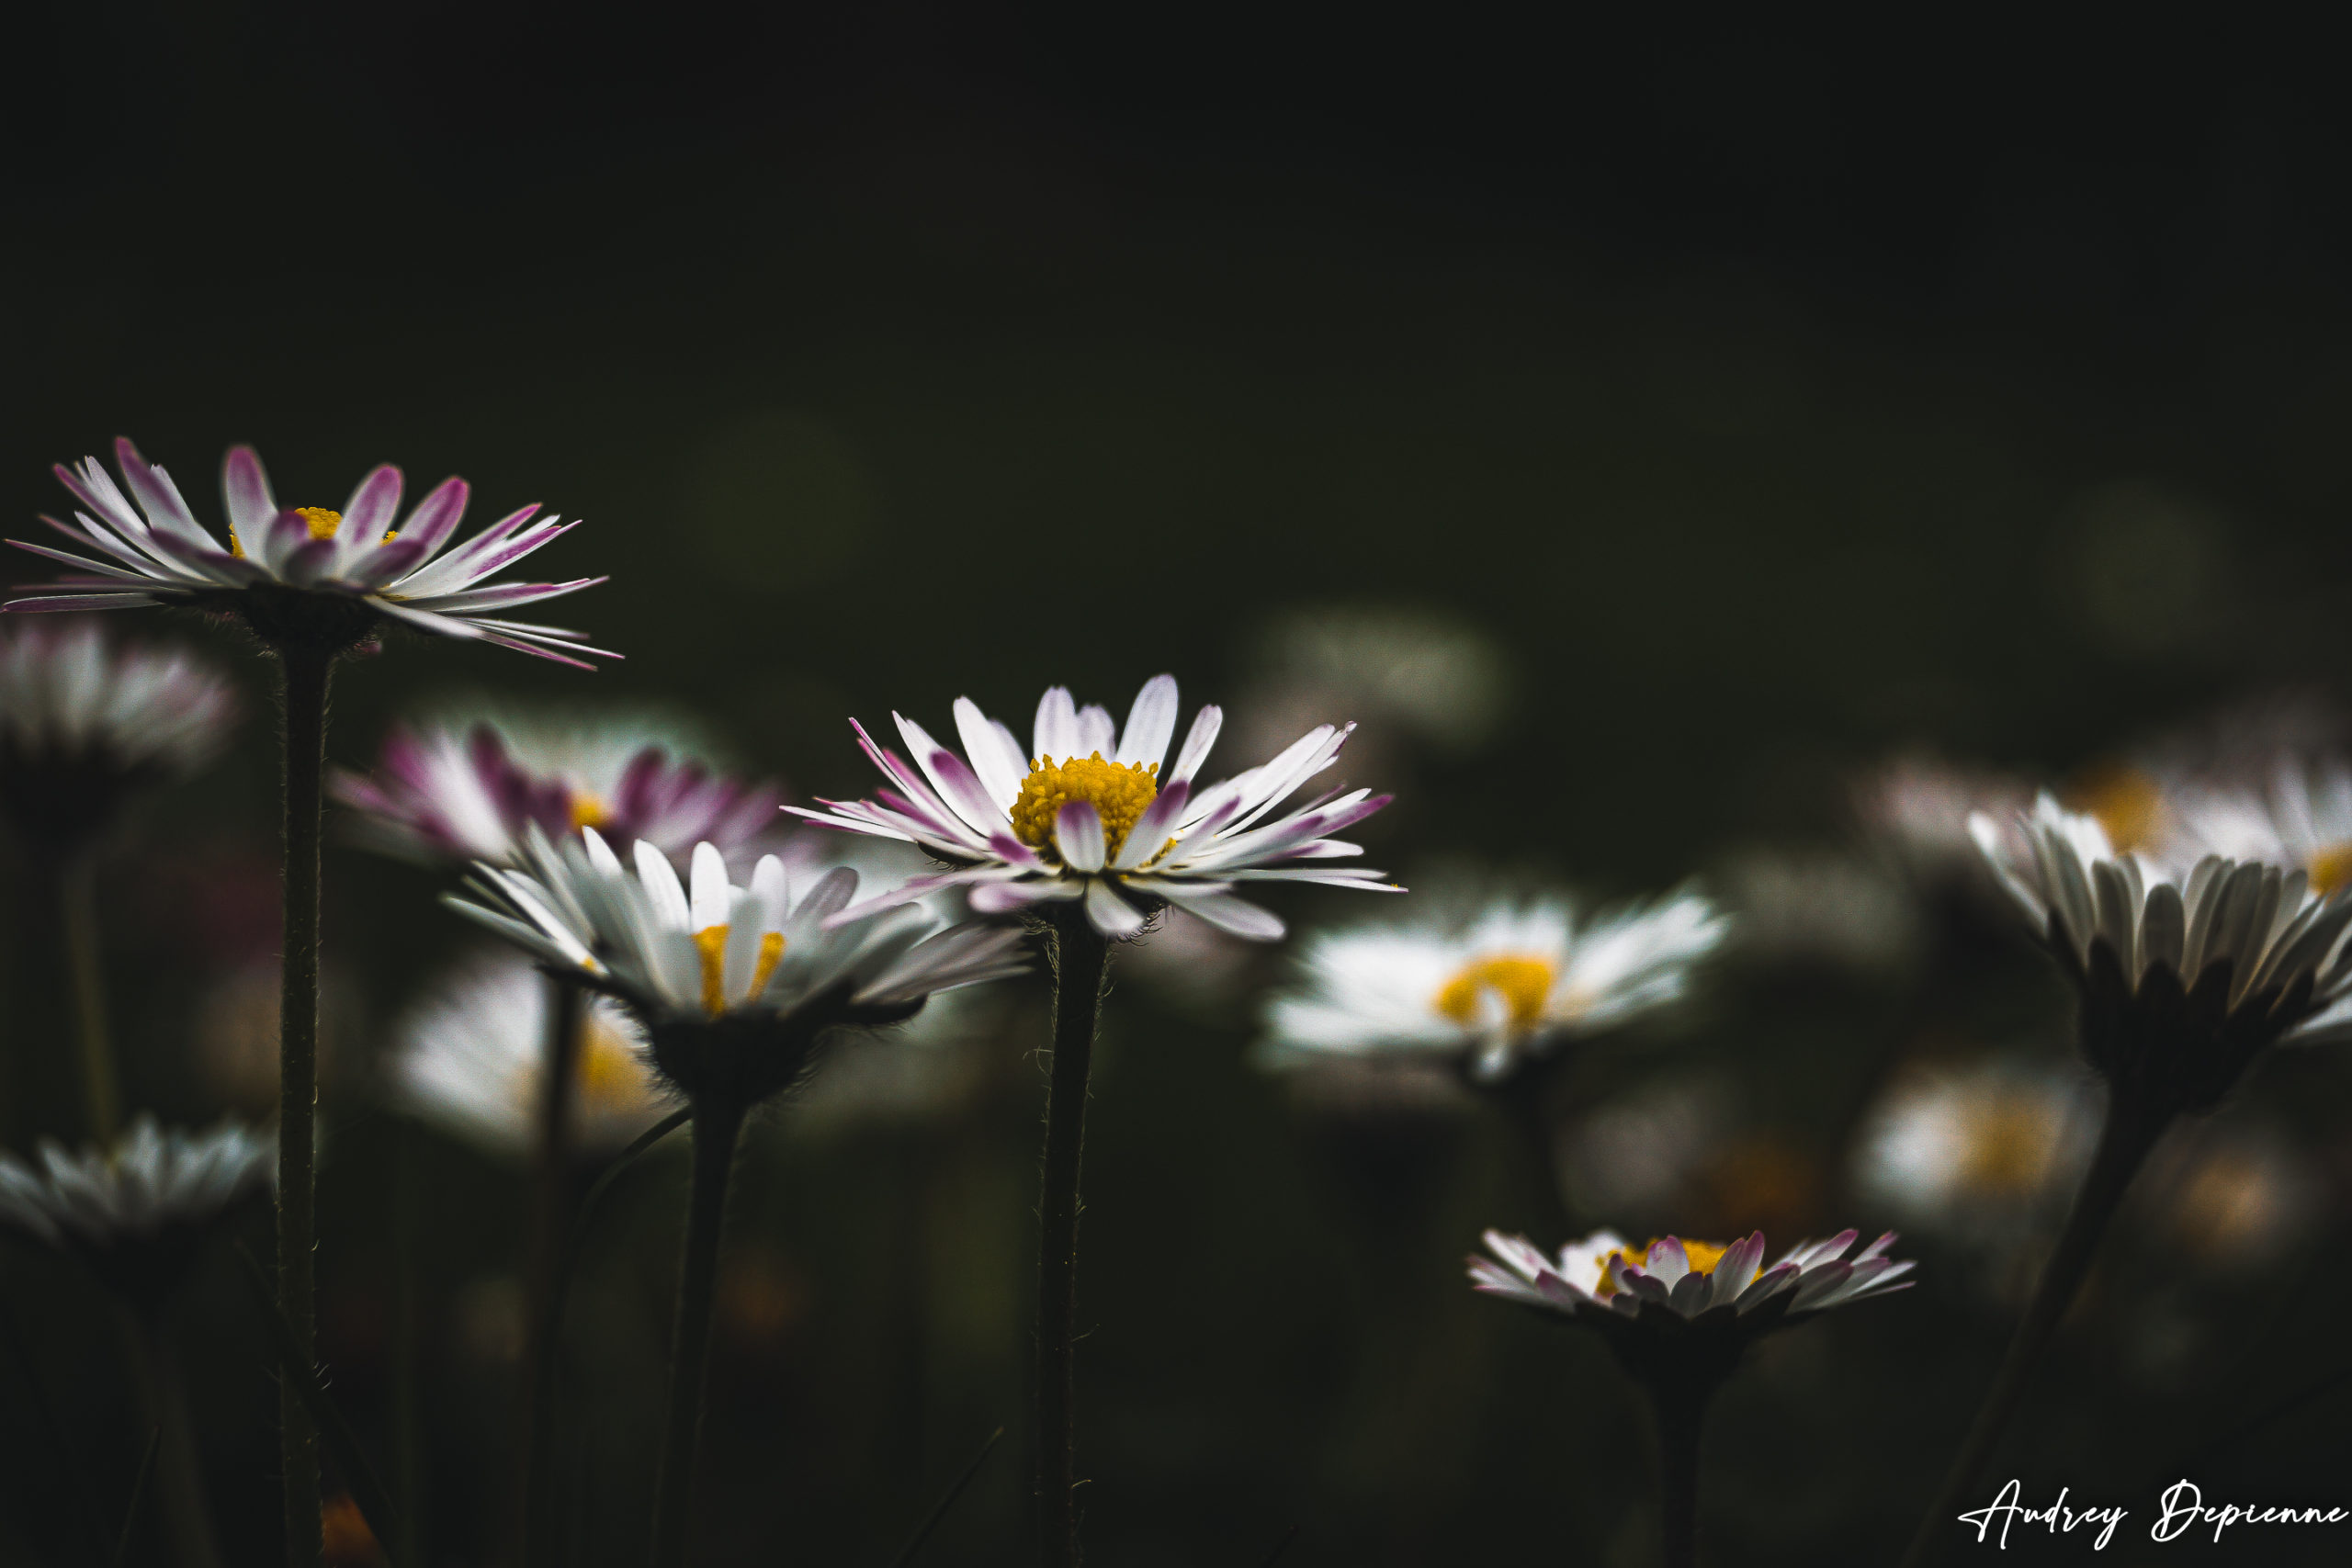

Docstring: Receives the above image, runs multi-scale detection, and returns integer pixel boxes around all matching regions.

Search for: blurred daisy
[1719,848,1920,976]
[1853,1058,2096,1247]
[2163,756,2352,897]
[391,953,665,1157]
[6,437,611,666]
[1853,754,2032,894]
[791,674,1396,940]
[444,829,1029,1106]
[334,714,781,867]
[1260,889,1729,1083]
[1471,1226,1914,1331]
[1971,793,2352,1108]
[0,619,238,852]
[0,1116,273,1301]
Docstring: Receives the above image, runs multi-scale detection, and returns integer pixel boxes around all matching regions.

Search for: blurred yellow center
[1433,954,1557,1031]
[1594,1237,1731,1297]
[577,1019,648,1113]
[692,925,787,1018]
[1011,753,1159,859]
[569,791,610,832]
[2067,765,2162,853]
[2310,843,2352,897]
[294,506,345,540]
[1960,1101,2056,1195]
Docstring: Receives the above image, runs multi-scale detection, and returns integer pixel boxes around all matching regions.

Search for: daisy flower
[443,829,1030,1107]
[1470,1225,1914,1336]
[1260,889,1729,1083]
[1970,793,2352,1109]
[0,619,238,852]
[2162,756,2352,898]
[391,953,666,1157]
[334,714,782,868]
[0,1116,274,1302]
[6,437,611,666]
[1853,1058,2095,1253]
[790,674,1396,940]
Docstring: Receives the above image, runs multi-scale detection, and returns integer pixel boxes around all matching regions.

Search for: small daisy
[1970,793,2352,1108]
[334,715,781,867]
[0,619,238,852]
[391,953,665,1157]
[443,829,1030,1107]
[790,674,1397,940]
[1260,889,1729,1083]
[1471,1225,1914,1334]
[6,437,612,666]
[0,1116,274,1301]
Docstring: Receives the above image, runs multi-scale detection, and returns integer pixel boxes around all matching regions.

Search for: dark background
[6,6,2352,1564]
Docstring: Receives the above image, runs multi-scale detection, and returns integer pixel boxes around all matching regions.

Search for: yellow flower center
[569,791,610,832]
[1594,1237,1731,1297]
[1959,1100,2057,1195]
[1010,752,1159,861]
[692,925,787,1018]
[1433,954,1558,1031]
[295,506,345,540]
[2066,765,2162,853]
[2310,842,2352,898]
[577,1017,650,1114]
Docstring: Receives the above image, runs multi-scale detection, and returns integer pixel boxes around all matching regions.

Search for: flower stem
[393,1117,425,1568]
[519,976,585,1568]
[1035,910,1109,1568]
[1645,1377,1713,1568]
[127,1305,226,1568]
[1896,1088,2174,1568]
[275,642,333,1568]
[649,1094,745,1568]
[59,855,119,1145]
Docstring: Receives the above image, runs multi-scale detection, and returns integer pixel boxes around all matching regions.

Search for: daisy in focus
[391,952,666,1157]
[6,437,611,665]
[1471,1225,1914,1334]
[0,619,238,853]
[0,1116,273,1301]
[791,674,1396,940]
[1259,888,1729,1083]
[334,712,781,867]
[444,829,1029,1106]
[1971,793,2352,1108]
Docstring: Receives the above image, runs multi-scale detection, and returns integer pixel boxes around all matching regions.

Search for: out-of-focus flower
[2163,756,2352,899]
[6,438,611,665]
[792,675,1397,941]
[445,830,1028,1107]
[1561,1079,1726,1221]
[2134,1121,2323,1272]
[1971,794,2352,1108]
[321,1493,386,1568]
[1853,1057,2096,1247]
[390,952,665,1157]
[0,1116,272,1300]
[1470,1227,1912,1334]
[1854,754,2033,895]
[1258,889,1728,1083]
[334,713,780,868]
[0,620,238,853]
[1234,606,1510,760]
[1719,848,1921,976]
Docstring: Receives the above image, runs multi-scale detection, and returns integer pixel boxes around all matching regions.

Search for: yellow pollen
[577,1018,650,1113]
[1433,954,1558,1031]
[1594,1237,1732,1297]
[294,506,345,541]
[2065,765,2162,853]
[691,924,786,1018]
[569,791,609,832]
[2310,842,2352,898]
[1011,752,1159,860]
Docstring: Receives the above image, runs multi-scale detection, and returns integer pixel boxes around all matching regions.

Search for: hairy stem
[60,855,119,1145]
[1035,912,1110,1568]
[1897,1089,2173,1567]
[649,1095,745,1568]
[276,643,332,1568]
[519,976,585,1568]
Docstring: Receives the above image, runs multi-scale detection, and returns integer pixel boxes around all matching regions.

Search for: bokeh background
[6,7,2352,1564]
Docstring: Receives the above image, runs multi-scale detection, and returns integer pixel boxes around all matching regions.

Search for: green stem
[127,1306,226,1568]
[1895,1088,2174,1568]
[1035,911,1109,1568]
[649,1095,745,1568]
[519,977,585,1568]
[60,855,120,1145]
[276,643,333,1568]
[1646,1379,1713,1568]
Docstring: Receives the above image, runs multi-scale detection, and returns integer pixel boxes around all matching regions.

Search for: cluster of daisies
[8,434,2352,1562]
